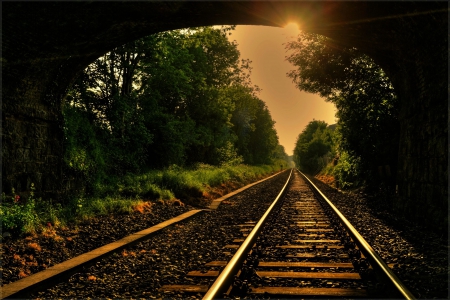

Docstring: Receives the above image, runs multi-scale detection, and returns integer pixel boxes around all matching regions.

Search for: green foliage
[227,85,280,165]
[273,145,289,163]
[63,105,106,189]
[1,185,39,234]
[74,197,136,220]
[144,111,195,168]
[109,163,283,202]
[293,120,335,174]
[63,26,287,198]
[320,163,335,176]
[35,201,64,227]
[249,101,279,164]
[216,141,244,166]
[0,163,285,235]
[333,151,362,189]
[286,32,399,187]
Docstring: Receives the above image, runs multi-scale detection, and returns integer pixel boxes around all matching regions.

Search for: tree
[178,27,242,165]
[286,32,399,185]
[63,24,290,203]
[293,120,334,174]
[67,39,154,175]
[65,25,280,187]
[273,145,291,169]
[249,100,279,164]
[226,85,280,165]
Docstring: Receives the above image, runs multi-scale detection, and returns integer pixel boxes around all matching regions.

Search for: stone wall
[2,112,63,199]
[392,11,448,231]
[2,56,64,199]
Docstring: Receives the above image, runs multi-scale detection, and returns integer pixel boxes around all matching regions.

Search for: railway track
[3,169,417,299]
[161,169,415,299]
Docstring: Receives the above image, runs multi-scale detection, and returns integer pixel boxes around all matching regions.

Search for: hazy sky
[228,25,336,156]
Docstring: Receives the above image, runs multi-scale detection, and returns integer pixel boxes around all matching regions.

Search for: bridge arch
[3,2,447,230]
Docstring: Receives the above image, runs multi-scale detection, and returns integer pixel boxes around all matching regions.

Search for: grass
[1,163,283,235]
[104,163,282,202]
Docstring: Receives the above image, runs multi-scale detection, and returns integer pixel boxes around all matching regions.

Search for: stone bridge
[2,2,448,230]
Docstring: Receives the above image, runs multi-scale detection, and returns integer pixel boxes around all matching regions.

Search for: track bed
[162,170,391,299]
[3,169,424,299]
[27,171,291,299]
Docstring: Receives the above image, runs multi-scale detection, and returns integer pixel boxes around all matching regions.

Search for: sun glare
[283,22,300,37]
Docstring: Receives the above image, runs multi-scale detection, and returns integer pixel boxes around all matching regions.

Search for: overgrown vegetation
[2,26,291,235]
[287,32,399,190]
[64,26,287,192]
[1,164,284,234]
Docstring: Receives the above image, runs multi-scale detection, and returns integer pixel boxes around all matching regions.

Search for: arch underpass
[2,1,447,230]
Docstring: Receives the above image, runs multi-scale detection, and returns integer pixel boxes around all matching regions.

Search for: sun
[283,22,300,37]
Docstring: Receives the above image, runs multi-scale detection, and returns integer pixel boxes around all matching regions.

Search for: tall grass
[106,163,281,201]
[1,164,282,234]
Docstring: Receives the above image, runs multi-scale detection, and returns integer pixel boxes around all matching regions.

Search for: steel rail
[202,169,293,300]
[298,169,416,300]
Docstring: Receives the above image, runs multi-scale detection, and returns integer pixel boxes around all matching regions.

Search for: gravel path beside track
[1,204,191,287]
[308,176,448,299]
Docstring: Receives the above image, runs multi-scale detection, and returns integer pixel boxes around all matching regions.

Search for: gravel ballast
[308,176,448,299]
[1,203,191,287]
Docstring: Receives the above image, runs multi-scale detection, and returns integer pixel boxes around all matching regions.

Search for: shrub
[333,152,362,189]
[1,185,40,234]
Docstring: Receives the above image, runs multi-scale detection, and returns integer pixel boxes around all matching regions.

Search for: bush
[1,185,39,234]
[333,152,362,189]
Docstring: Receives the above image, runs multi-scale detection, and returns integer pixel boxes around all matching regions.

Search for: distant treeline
[64,26,289,194]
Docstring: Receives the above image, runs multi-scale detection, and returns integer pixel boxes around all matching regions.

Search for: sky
[227,25,336,156]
